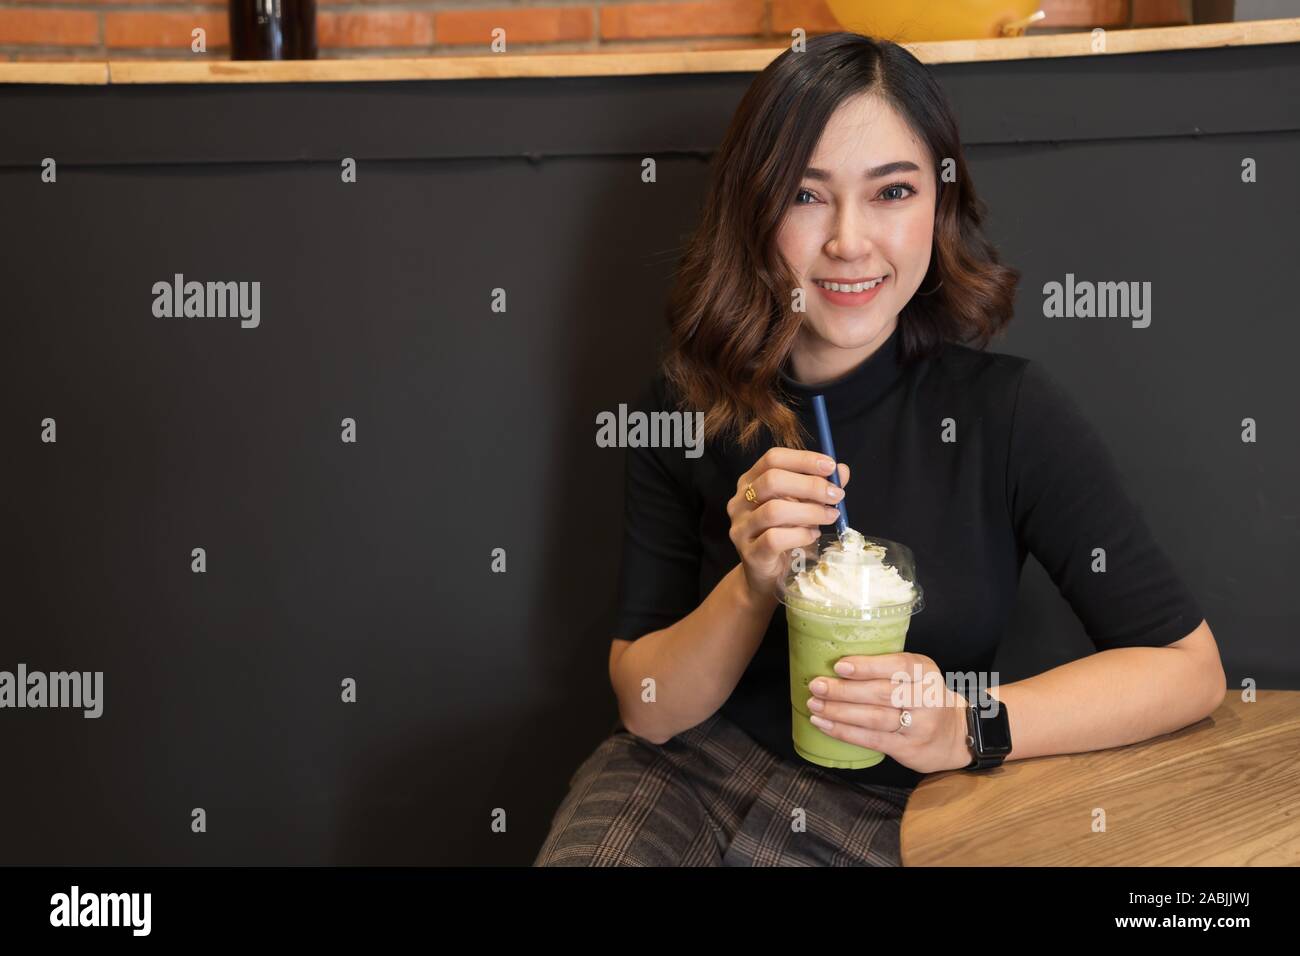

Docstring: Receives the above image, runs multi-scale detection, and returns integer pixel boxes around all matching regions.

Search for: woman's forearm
[984,626,1226,763]
[612,564,779,745]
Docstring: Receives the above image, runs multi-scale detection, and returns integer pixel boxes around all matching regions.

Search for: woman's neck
[786,319,899,388]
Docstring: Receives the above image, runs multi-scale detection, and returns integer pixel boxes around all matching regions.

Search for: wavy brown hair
[662,32,1020,451]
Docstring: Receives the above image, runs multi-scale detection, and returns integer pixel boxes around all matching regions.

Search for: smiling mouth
[812,275,888,293]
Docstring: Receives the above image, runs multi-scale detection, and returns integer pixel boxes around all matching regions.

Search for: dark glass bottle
[229,0,318,60]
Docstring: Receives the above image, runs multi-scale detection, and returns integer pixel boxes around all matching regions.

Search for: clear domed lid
[777,529,924,621]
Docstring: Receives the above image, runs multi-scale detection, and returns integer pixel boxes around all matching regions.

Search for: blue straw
[810,394,848,537]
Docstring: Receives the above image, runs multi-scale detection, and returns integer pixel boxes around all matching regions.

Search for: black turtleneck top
[610,324,1204,790]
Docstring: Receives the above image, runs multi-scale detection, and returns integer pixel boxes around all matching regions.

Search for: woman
[534,32,1225,866]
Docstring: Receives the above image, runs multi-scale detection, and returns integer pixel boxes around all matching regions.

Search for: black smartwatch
[963,688,1012,770]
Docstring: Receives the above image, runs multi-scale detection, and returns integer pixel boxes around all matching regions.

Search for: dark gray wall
[1,42,1297,864]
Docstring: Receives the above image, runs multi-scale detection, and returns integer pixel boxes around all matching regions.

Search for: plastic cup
[778,531,924,769]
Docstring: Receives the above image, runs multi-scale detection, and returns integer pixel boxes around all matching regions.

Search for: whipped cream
[790,527,915,610]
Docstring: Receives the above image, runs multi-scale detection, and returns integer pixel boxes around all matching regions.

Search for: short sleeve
[1006,360,1204,650]
[609,373,704,642]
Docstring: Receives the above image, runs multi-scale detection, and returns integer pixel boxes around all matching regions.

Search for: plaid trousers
[533,710,913,866]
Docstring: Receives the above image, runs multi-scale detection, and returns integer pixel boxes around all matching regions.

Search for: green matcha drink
[779,531,923,770]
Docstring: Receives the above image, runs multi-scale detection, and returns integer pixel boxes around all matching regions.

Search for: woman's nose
[824,207,873,259]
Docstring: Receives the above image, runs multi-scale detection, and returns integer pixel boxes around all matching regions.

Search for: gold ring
[744,483,757,504]
[898,710,913,731]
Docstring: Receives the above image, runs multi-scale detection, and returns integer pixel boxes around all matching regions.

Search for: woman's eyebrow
[804,160,921,181]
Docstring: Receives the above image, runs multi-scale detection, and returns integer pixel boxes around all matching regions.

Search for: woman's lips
[812,275,888,307]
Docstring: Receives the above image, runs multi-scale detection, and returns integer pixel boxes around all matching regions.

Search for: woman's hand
[727,447,850,604]
[806,651,973,773]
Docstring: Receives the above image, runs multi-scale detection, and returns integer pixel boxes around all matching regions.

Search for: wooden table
[900,691,1300,865]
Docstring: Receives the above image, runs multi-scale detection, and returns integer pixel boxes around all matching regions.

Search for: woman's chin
[810,316,893,351]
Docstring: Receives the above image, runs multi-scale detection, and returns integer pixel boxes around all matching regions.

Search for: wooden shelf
[1,17,1297,86]
[0,62,109,85]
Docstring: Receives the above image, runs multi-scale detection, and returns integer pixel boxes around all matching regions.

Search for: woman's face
[775,91,937,381]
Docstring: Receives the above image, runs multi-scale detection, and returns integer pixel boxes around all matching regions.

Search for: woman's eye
[796,184,915,205]
[880,183,917,201]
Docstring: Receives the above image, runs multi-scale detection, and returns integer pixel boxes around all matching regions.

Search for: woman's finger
[737,447,836,496]
[807,675,896,706]
[806,700,903,733]
[808,715,898,757]
[750,525,821,562]
[747,499,841,536]
[748,468,846,508]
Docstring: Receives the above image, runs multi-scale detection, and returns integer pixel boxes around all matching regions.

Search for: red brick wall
[0,1,1192,62]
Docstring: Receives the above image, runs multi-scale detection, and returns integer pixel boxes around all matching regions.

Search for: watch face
[972,705,1012,755]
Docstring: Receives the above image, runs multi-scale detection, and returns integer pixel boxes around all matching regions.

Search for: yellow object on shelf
[824,1,1044,42]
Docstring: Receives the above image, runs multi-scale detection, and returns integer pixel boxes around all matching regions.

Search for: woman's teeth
[814,277,885,293]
